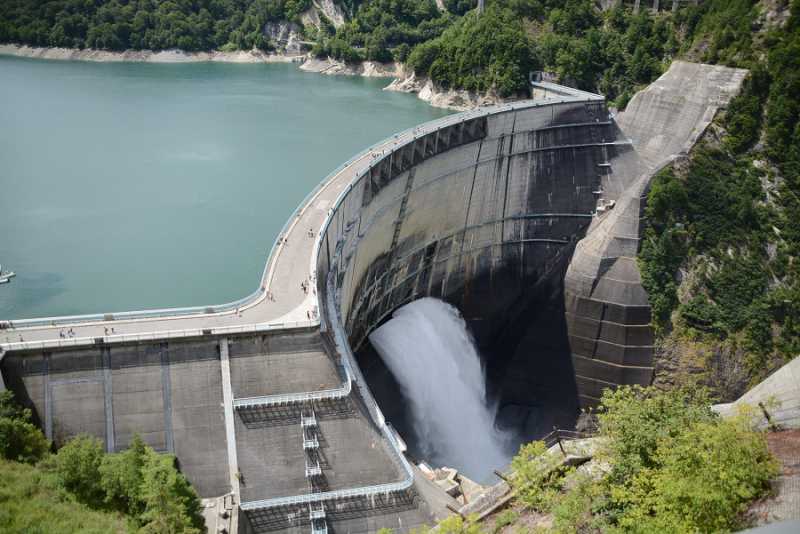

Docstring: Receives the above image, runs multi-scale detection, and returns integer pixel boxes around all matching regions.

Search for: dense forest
[0,0,314,52]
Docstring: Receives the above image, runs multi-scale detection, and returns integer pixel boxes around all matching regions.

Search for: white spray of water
[369,297,510,481]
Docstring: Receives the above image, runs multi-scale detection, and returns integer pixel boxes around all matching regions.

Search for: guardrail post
[554,426,565,456]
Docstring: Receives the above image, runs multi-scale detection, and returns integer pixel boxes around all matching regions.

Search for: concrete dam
[0,61,746,533]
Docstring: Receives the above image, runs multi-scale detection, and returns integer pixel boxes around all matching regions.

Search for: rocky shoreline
[0,43,303,64]
[300,57,511,110]
[0,43,511,110]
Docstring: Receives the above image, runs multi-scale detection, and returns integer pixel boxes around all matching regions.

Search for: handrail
[237,95,605,516]
[0,320,317,351]
[6,92,603,517]
[6,96,590,332]
[233,378,351,409]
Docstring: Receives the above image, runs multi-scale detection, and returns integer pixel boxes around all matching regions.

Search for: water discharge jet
[369,297,513,483]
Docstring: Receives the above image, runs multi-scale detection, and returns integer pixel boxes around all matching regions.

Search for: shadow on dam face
[355,258,580,474]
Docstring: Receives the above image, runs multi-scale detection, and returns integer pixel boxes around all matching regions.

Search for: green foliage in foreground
[56,434,205,533]
[505,386,777,534]
[0,457,129,533]
[0,391,203,533]
[0,390,50,464]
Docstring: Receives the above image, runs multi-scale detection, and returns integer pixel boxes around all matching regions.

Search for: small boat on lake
[0,264,16,284]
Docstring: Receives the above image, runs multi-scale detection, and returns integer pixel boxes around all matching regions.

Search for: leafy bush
[0,458,128,533]
[453,386,778,533]
[100,434,148,516]
[54,433,204,531]
[612,415,778,533]
[490,509,517,533]
[597,386,715,483]
[0,390,49,464]
[138,450,204,533]
[55,434,105,504]
[510,440,559,510]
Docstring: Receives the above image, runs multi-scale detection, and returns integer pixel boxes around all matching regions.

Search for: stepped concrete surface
[564,61,747,404]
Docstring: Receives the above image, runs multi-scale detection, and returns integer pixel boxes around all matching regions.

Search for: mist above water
[369,297,512,482]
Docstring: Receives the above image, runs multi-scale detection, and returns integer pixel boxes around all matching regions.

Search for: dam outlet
[368,297,513,483]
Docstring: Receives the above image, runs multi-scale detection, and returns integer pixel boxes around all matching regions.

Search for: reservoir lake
[0,57,450,319]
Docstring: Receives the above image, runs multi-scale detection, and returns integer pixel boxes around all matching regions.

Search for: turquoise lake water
[0,57,450,319]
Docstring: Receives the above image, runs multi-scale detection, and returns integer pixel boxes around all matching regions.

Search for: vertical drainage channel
[159,343,174,453]
[102,346,115,453]
[44,353,52,441]
[219,338,241,497]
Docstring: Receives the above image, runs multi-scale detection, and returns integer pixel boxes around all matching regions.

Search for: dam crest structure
[0,61,747,533]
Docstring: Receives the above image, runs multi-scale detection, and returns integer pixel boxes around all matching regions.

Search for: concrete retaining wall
[1,338,229,497]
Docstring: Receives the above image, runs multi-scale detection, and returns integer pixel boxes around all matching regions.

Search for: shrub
[55,435,106,504]
[99,434,148,515]
[139,449,204,533]
[0,391,50,464]
[597,386,715,483]
[613,416,778,533]
[510,440,561,511]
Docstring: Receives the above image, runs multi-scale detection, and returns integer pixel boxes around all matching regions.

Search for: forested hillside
[0,0,315,51]
[640,0,800,397]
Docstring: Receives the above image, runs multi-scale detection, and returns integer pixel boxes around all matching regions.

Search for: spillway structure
[0,61,746,533]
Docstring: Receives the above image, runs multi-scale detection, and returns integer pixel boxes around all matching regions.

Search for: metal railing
[5,93,595,337]
[541,428,596,450]
[7,91,604,518]
[305,460,322,478]
[232,378,351,410]
[238,94,607,516]
[1,320,317,352]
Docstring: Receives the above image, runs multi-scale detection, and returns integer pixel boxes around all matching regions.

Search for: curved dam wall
[0,62,747,534]
[316,94,650,418]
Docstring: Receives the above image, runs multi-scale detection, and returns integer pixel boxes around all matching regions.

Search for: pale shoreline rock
[0,43,304,64]
[1,43,515,111]
[384,71,513,111]
[299,57,403,78]
[301,57,515,110]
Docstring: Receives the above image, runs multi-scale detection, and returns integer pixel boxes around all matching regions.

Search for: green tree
[139,449,204,533]
[0,390,50,464]
[613,415,778,533]
[597,385,715,483]
[55,434,106,504]
[99,434,148,516]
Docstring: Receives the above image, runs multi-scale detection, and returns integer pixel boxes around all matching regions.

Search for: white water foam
[369,297,511,482]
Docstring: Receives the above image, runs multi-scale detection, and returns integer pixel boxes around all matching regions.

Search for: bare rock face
[316,0,347,27]
[385,72,509,111]
[301,0,346,31]
[652,336,751,401]
[299,57,402,77]
[0,44,299,63]
[263,21,304,55]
